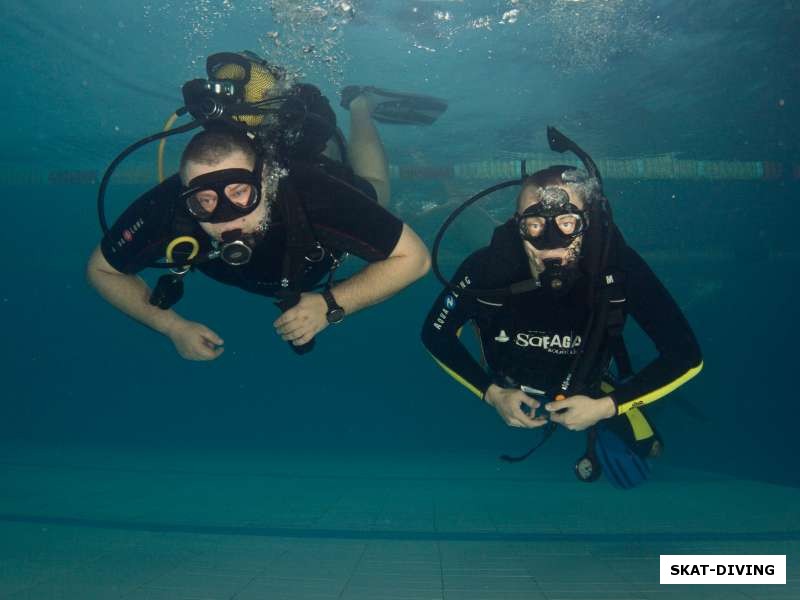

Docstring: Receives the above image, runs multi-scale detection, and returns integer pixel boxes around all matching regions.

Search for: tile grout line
[522,553,551,600]
[119,535,209,599]
[336,540,369,600]
[229,546,291,600]
[434,496,446,600]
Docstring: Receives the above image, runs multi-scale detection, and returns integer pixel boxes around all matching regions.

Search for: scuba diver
[87,51,447,360]
[421,127,703,489]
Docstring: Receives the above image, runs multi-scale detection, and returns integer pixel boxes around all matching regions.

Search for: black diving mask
[181,161,262,223]
[516,186,587,250]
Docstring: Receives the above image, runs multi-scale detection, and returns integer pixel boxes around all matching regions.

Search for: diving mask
[181,160,262,223]
[516,186,587,250]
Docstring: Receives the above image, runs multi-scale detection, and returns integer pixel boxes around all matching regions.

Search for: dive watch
[322,288,345,324]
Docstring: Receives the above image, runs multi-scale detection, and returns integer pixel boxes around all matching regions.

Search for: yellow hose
[157,112,180,183]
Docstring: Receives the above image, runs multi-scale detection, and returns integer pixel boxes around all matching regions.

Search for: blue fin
[595,424,651,490]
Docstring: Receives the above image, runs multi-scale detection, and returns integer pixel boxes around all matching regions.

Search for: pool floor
[1,443,796,599]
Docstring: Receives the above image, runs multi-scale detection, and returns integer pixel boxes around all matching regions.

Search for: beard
[240,226,267,247]
[526,236,583,277]
[211,202,271,248]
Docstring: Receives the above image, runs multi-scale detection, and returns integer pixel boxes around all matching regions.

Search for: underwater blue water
[2,6,800,593]
[4,178,798,485]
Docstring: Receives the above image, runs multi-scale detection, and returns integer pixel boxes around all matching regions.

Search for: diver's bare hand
[168,321,225,361]
[273,292,329,346]
[483,384,548,429]
[545,394,615,431]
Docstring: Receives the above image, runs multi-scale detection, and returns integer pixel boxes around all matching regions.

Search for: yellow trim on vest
[616,361,704,415]
[625,407,654,441]
[427,352,484,400]
[600,381,653,440]
[426,325,486,399]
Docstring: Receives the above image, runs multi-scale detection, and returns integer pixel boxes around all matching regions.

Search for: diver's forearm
[87,270,186,337]
[331,254,425,316]
[611,358,703,415]
[326,223,429,314]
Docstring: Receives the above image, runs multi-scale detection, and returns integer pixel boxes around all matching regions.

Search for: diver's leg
[347,96,390,208]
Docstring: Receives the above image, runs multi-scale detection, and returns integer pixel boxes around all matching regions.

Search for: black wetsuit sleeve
[99,175,182,274]
[304,172,404,262]
[420,251,494,399]
[611,245,703,414]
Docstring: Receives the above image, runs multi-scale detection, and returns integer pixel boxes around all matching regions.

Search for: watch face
[327,307,345,324]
